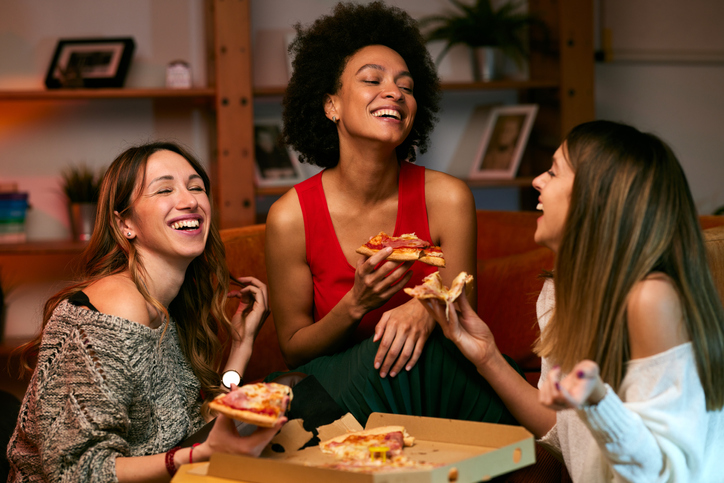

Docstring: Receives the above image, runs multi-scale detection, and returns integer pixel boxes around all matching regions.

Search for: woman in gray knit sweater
[7,142,287,482]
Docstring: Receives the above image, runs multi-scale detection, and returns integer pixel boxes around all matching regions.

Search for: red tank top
[295,161,438,343]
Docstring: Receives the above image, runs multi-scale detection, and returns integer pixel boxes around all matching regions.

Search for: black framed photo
[45,37,135,89]
[254,120,305,187]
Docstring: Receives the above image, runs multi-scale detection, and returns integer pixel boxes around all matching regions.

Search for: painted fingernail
[577,370,585,379]
[555,382,561,391]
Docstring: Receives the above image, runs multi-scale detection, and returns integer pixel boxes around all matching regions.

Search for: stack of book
[0,183,28,244]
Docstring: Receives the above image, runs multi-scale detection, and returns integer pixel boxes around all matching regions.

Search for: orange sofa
[224,210,724,387]
[222,210,724,483]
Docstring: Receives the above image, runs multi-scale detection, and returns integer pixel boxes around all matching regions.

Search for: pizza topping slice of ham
[404,271,474,319]
[356,232,445,267]
[208,382,292,427]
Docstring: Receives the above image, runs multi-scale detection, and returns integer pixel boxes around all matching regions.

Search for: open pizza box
[177,412,535,483]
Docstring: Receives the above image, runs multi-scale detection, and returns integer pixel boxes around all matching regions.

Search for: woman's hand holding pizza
[349,247,415,319]
[200,410,287,460]
[373,300,435,378]
[539,361,608,411]
[227,276,270,344]
[420,292,499,372]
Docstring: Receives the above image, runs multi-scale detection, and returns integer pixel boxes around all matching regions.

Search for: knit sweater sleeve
[575,343,710,482]
[9,304,139,482]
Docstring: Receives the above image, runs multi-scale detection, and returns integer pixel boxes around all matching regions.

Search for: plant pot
[69,202,97,242]
[471,46,504,82]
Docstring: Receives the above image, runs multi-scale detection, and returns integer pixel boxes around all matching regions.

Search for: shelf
[441,79,559,91]
[0,240,87,254]
[0,88,216,101]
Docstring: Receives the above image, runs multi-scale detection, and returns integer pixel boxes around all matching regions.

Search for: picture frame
[468,104,538,180]
[254,121,305,188]
[45,37,135,89]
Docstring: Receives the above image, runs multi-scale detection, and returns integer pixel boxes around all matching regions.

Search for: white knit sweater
[536,279,724,482]
[6,300,206,482]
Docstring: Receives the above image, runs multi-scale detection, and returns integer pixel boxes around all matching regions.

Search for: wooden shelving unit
[0,88,215,101]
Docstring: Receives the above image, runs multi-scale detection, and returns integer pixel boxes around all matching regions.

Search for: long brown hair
[535,120,724,410]
[21,142,232,409]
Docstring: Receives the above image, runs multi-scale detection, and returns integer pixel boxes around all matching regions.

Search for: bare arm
[265,190,413,368]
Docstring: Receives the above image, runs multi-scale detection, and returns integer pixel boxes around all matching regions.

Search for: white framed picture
[253,120,305,188]
[468,104,538,180]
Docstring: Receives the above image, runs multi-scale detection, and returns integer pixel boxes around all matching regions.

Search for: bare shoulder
[266,187,304,239]
[84,274,151,326]
[265,187,306,263]
[424,168,475,209]
[627,272,689,359]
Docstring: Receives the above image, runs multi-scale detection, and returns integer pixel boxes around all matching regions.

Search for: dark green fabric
[266,330,522,426]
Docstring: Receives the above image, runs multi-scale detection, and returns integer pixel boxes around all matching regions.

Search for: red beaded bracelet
[165,446,181,477]
[189,443,200,464]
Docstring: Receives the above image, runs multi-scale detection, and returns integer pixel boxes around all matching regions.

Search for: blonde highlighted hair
[21,142,234,411]
[535,121,724,410]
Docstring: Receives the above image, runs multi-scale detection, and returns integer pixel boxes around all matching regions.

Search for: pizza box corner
[204,412,536,483]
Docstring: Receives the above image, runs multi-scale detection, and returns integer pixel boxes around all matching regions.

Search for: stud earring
[332,116,337,123]
[127,232,132,237]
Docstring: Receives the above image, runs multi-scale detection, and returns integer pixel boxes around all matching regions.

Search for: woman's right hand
[349,247,415,319]
[419,293,499,370]
[199,397,289,460]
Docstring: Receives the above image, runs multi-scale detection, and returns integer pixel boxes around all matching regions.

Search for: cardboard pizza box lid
[174,413,535,483]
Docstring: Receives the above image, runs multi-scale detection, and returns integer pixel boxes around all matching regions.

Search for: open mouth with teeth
[372,109,401,121]
[171,219,201,231]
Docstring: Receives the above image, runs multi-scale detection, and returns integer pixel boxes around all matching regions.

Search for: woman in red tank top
[264,3,517,427]
[266,2,476,378]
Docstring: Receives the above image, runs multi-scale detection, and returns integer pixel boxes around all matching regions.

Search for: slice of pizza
[404,271,473,319]
[355,232,445,267]
[208,382,292,428]
[319,425,415,462]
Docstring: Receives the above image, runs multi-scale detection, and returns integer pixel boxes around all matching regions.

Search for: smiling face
[121,149,211,265]
[532,145,575,253]
[326,44,417,150]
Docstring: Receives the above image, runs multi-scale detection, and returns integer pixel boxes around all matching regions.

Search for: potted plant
[61,164,103,241]
[419,0,544,81]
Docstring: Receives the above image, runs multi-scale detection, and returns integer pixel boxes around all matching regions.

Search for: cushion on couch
[220,224,288,382]
[477,247,555,386]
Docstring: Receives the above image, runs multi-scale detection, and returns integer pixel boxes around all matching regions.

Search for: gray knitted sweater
[6,300,206,482]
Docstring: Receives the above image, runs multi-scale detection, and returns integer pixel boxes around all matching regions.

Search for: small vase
[471,46,504,82]
[69,202,97,242]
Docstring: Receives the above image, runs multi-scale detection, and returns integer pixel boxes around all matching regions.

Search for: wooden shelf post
[212,0,256,228]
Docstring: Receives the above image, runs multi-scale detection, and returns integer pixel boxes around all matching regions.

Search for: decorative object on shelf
[0,191,29,244]
[467,104,538,180]
[419,0,543,81]
[166,60,192,89]
[253,121,305,188]
[60,164,104,241]
[45,37,135,89]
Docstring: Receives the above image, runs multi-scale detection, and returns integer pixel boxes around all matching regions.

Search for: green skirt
[266,330,521,427]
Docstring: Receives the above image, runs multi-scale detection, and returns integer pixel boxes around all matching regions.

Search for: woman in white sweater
[422,120,724,482]
[8,142,287,482]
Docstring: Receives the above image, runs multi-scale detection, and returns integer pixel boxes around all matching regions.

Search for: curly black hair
[282,1,441,168]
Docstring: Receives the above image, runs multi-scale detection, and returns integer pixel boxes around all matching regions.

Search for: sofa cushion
[477,247,555,385]
[220,224,288,382]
